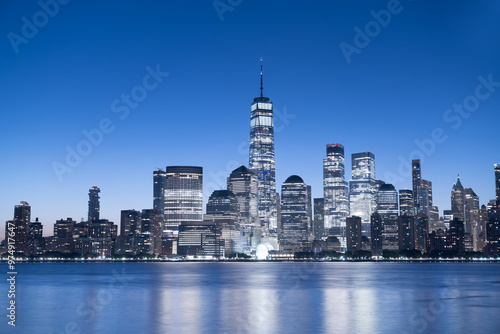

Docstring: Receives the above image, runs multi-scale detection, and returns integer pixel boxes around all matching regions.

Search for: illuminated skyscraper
[351,152,375,180]
[349,152,376,236]
[415,213,428,253]
[451,175,465,221]
[249,59,277,240]
[429,205,440,232]
[485,200,500,256]
[323,143,349,243]
[376,184,399,251]
[447,218,465,254]
[205,190,240,221]
[88,186,100,222]
[28,218,44,256]
[495,164,500,201]
[153,169,166,213]
[420,179,432,216]
[464,188,479,235]
[346,216,362,253]
[227,165,259,252]
[203,190,243,255]
[412,159,422,215]
[164,166,203,233]
[279,175,310,252]
[313,198,325,240]
[53,218,77,253]
[5,201,31,254]
[399,189,413,216]
[398,215,415,251]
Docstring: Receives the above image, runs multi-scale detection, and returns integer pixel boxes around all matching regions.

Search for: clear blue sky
[1,0,499,237]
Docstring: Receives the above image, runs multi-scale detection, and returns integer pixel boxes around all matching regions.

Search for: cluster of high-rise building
[3,63,500,259]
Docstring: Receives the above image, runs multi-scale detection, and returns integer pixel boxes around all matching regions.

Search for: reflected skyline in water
[2,262,500,333]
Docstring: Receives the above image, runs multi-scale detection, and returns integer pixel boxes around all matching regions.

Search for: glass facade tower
[227,165,260,252]
[323,143,349,244]
[349,152,376,237]
[205,190,240,221]
[88,186,100,222]
[376,184,399,251]
[249,59,277,240]
[153,169,166,213]
[399,189,414,216]
[464,188,479,235]
[164,166,203,233]
[412,159,421,215]
[279,175,310,252]
[495,164,500,201]
[451,175,465,222]
[313,198,325,240]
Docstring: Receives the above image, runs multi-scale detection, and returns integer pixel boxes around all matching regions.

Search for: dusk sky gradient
[1,0,499,237]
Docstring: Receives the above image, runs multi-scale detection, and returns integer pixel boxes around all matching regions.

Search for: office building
[313,198,325,240]
[429,205,440,232]
[349,152,377,237]
[451,175,465,221]
[137,209,162,255]
[447,218,465,254]
[346,216,362,253]
[420,179,432,216]
[415,213,428,253]
[119,210,142,254]
[412,160,421,215]
[484,200,500,255]
[464,188,479,236]
[249,59,277,239]
[376,184,399,251]
[227,165,259,252]
[399,189,413,216]
[164,166,203,233]
[153,169,166,219]
[398,215,415,251]
[323,143,349,243]
[370,212,383,256]
[205,190,240,221]
[88,186,100,222]
[87,219,117,257]
[177,221,224,257]
[5,201,31,254]
[279,175,311,252]
[53,218,77,253]
[306,185,312,233]
[495,164,500,201]
[28,218,44,256]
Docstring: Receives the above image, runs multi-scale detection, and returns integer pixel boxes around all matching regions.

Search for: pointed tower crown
[253,58,270,103]
[454,175,463,190]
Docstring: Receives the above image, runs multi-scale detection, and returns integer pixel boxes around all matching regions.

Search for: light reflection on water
[1,262,500,333]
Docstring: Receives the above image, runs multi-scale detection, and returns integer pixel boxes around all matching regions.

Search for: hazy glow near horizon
[1,1,499,237]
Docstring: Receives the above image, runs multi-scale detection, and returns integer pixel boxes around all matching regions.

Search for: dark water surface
[1,262,500,333]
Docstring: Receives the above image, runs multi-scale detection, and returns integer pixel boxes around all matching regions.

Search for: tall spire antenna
[260,57,263,97]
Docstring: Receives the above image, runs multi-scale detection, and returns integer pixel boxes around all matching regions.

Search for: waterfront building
[249,59,277,240]
[164,166,203,233]
[279,175,311,252]
[88,186,100,222]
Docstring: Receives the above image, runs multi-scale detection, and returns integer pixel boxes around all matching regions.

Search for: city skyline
[2,1,500,237]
